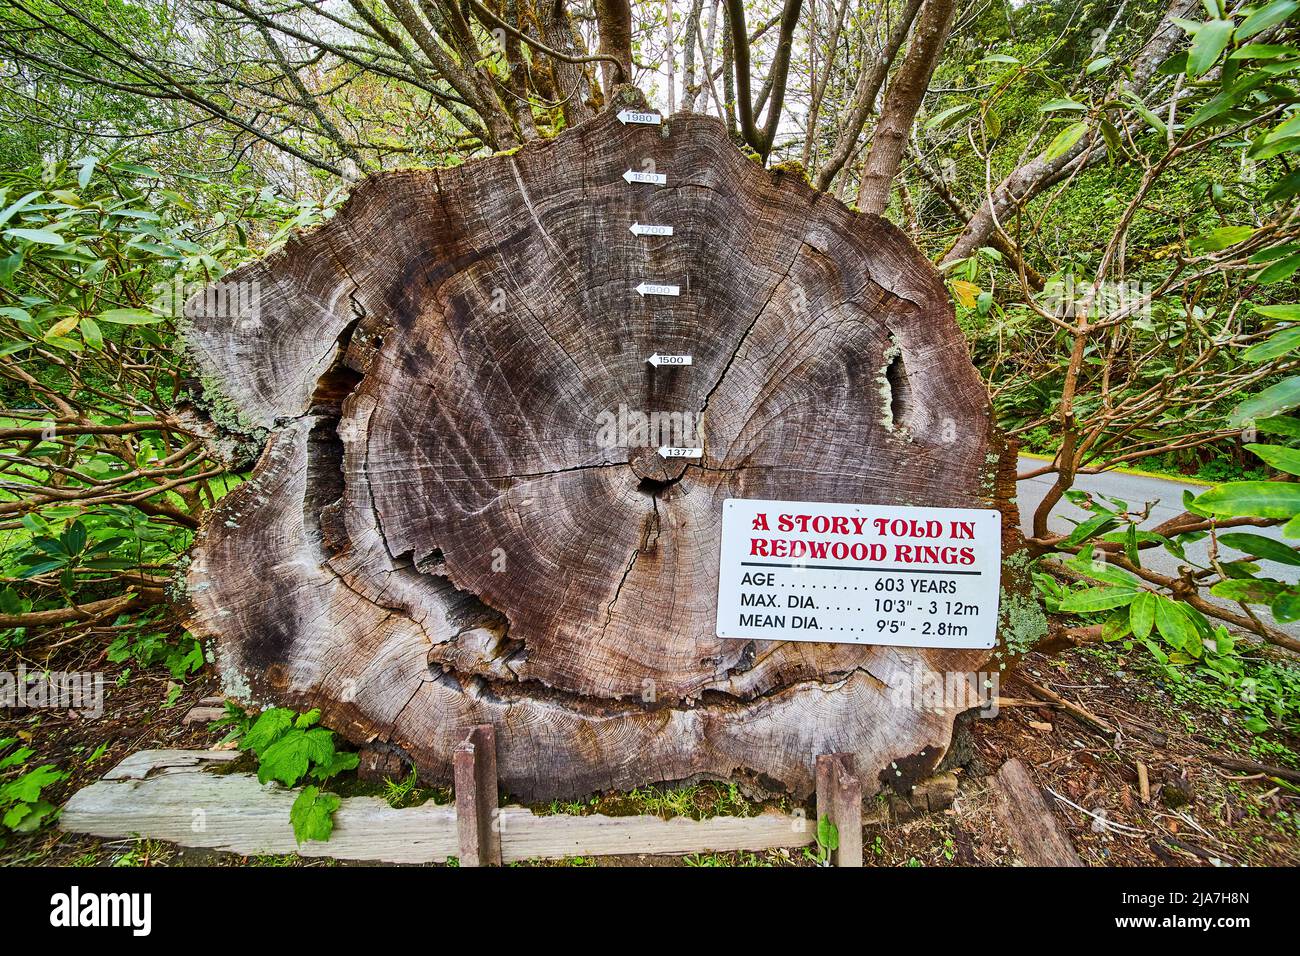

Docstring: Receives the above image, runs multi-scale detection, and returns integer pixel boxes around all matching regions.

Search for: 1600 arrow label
[636,283,680,297]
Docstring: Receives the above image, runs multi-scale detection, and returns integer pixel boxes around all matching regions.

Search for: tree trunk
[856,0,956,214]
[534,0,600,124]
[594,0,633,91]
[812,0,923,193]
[183,92,1033,801]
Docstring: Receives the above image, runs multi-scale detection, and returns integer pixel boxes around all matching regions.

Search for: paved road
[1016,455,1300,637]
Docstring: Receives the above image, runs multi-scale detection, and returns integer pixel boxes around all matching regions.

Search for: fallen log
[183,89,1037,801]
[992,758,1083,867]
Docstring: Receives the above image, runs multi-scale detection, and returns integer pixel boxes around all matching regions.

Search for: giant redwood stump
[184,92,1030,801]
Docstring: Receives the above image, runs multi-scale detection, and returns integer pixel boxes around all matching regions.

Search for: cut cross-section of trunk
[184,90,1034,801]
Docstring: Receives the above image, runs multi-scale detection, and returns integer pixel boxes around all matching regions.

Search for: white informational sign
[715,498,1001,649]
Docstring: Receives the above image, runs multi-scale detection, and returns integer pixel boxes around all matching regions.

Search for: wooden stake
[815,753,863,867]
[453,724,502,866]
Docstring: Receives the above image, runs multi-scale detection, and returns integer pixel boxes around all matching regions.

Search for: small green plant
[814,813,839,866]
[380,767,444,808]
[0,738,67,840]
[111,838,173,867]
[212,700,256,743]
[709,781,755,817]
[12,519,130,582]
[105,621,204,680]
[383,768,420,808]
[289,786,341,844]
[239,707,359,787]
[231,706,358,843]
[684,850,774,867]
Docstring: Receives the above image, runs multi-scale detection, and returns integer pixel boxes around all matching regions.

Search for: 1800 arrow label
[716,498,1001,648]
[623,170,667,185]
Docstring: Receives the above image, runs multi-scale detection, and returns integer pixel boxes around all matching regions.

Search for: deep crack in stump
[183,93,1024,801]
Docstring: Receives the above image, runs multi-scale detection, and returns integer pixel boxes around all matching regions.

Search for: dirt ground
[2,638,1297,868]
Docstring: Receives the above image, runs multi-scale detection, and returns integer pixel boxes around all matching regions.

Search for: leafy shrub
[228,706,358,844]
[0,738,66,841]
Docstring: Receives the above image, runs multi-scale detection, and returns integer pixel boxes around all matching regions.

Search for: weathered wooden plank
[497,808,813,861]
[992,758,1083,867]
[61,750,814,864]
[65,751,460,864]
[102,749,239,781]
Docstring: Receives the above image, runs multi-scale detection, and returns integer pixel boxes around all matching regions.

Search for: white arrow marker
[658,446,703,459]
[624,169,667,186]
[648,353,692,367]
[636,282,680,297]
[630,222,674,237]
[618,109,662,126]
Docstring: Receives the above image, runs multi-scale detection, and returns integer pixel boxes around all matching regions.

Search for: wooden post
[815,752,863,867]
[453,724,502,866]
